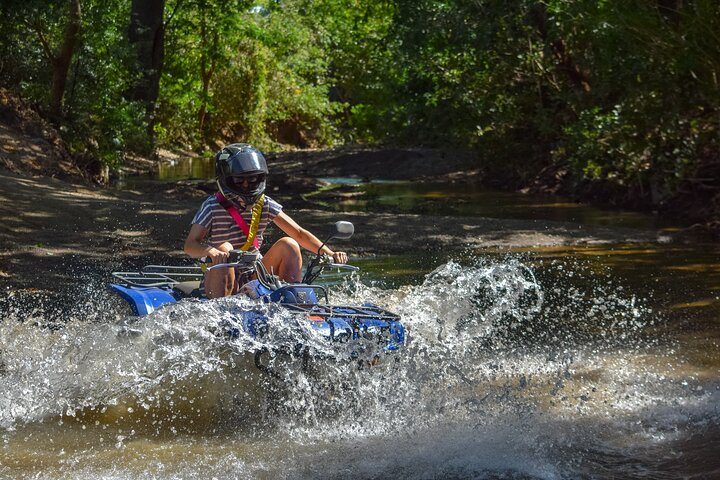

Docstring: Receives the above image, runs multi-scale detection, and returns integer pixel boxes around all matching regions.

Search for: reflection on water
[317,180,669,231]
[157,156,216,181]
[114,156,215,191]
[119,154,671,231]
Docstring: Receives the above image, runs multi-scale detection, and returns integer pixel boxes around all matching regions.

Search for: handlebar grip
[200,250,261,266]
[329,264,360,271]
[231,250,261,264]
[318,254,335,265]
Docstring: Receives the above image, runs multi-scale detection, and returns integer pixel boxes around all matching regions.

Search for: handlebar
[326,263,359,272]
[201,250,261,271]
[316,254,359,271]
[202,250,358,283]
[302,254,359,284]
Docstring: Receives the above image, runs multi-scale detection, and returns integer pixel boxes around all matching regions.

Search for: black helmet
[215,143,269,205]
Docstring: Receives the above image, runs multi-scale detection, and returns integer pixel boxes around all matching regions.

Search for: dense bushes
[371,0,719,218]
[0,0,718,221]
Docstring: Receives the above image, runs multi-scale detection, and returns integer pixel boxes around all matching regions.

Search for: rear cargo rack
[112,265,203,287]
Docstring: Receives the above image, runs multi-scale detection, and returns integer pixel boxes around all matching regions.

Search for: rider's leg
[261,237,302,282]
[204,242,238,298]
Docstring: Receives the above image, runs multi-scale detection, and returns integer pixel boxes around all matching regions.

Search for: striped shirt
[191,194,283,250]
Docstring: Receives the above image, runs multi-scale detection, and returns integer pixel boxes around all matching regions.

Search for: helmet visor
[226,149,268,174]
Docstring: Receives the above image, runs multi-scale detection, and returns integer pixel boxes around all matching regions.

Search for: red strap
[214,192,259,250]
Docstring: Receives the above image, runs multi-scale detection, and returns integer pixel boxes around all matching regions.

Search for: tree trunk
[527,4,591,93]
[197,22,218,137]
[197,60,215,136]
[49,0,82,116]
[128,0,165,131]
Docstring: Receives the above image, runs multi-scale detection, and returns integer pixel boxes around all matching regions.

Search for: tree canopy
[1,0,718,220]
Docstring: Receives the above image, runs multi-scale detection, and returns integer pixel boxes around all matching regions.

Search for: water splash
[0,258,544,430]
[1,255,718,479]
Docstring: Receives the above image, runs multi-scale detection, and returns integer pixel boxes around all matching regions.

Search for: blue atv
[109,222,406,368]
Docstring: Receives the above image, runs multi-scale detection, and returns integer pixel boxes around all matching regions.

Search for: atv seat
[174,280,202,297]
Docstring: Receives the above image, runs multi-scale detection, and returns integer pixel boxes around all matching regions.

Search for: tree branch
[23,18,54,63]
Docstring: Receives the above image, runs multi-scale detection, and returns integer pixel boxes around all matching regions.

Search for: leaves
[0,0,718,216]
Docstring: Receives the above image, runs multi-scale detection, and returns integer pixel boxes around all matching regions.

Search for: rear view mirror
[332,221,354,240]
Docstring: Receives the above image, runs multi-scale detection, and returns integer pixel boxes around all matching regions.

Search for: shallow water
[118,154,676,231]
[5,165,719,478]
[1,247,719,479]
[314,180,670,230]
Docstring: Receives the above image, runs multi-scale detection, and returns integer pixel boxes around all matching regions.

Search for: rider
[184,143,348,298]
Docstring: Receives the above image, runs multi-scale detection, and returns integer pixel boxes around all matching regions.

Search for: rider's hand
[207,247,229,264]
[332,251,348,264]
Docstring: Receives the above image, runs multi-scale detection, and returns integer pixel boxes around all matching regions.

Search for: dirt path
[0,149,668,294]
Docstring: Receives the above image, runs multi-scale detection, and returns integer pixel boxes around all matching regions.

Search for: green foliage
[543,0,720,201]
[158,0,341,150]
[0,0,150,166]
[1,0,718,216]
[0,0,63,102]
[365,0,720,205]
[69,1,152,164]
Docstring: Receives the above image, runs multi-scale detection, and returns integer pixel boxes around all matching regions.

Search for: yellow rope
[239,194,265,251]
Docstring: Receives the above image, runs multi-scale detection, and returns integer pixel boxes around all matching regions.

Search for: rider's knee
[217,241,234,253]
[276,237,301,256]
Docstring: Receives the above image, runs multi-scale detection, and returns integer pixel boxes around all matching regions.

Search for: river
[1,169,719,479]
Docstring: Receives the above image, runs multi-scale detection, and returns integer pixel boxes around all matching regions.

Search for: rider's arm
[183,224,229,264]
[272,212,348,264]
